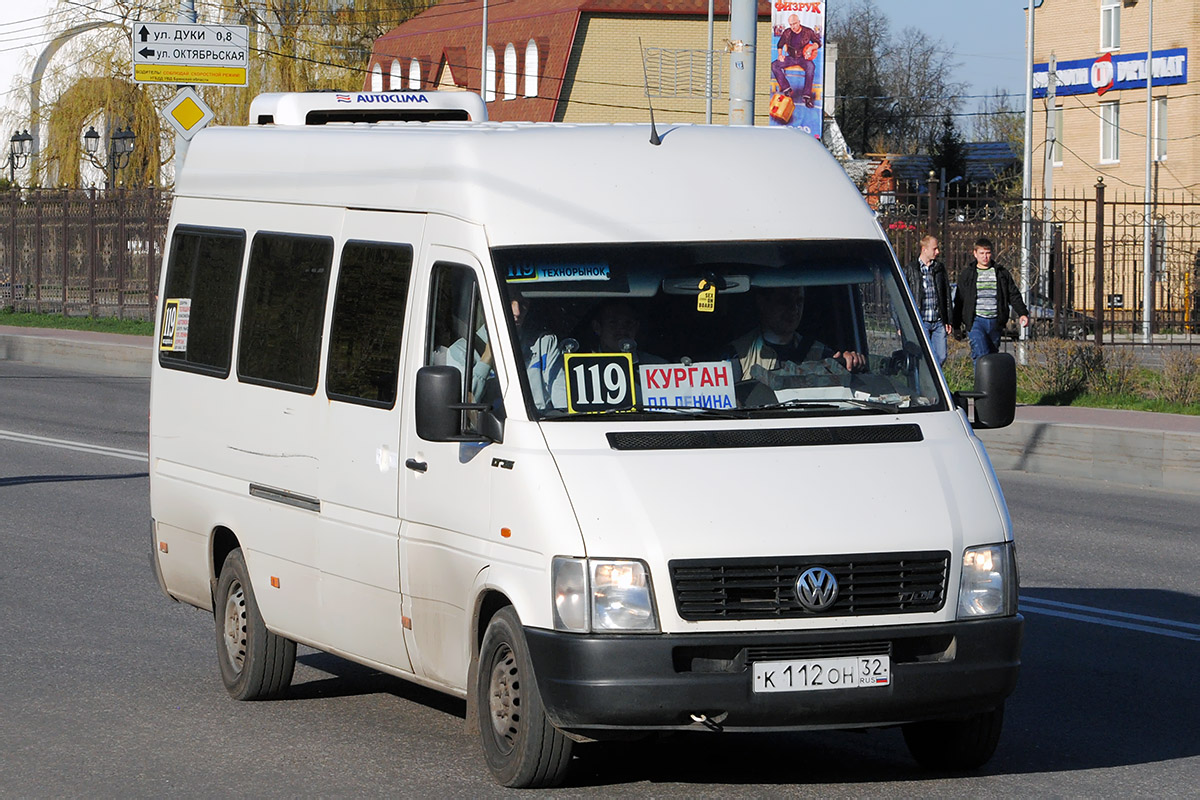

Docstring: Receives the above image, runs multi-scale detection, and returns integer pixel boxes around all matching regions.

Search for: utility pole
[1041,54,1056,304]
[728,0,756,125]
[1020,0,1040,346]
[1142,0,1155,343]
[175,0,197,183]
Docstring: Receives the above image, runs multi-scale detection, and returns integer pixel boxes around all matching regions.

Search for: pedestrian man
[771,15,821,108]
[904,235,952,365]
[952,237,1029,360]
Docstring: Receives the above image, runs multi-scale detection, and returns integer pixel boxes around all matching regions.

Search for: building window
[524,40,538,98]
[503,43,517,100]
[409,59,421,90]
[370,63,383,92]
[484,46,496,102]
[1100,100,1119,163]
[1153,97,1167,162]
[1100,0,1120,51]
[1052,107,1063,166]
[390,60,403,91]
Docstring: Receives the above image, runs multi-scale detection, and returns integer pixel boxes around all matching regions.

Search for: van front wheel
[476,607,572,788]
[214,548,296,700]
[902,703,1004,770]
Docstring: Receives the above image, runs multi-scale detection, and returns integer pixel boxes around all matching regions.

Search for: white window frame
[1100,100,1119,164]
[389,60,403,91]
[1153,97,1167,162]
[503,43,517,100]
[409,59,421,90]
[524,39,538,98]
[484,47,496,102]
[370,63,384,92]
[1100,0,1120,52]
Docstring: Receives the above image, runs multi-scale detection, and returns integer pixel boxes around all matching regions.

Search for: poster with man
[769,1,826,138]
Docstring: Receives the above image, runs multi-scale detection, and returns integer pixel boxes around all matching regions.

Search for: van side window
[326,241,413,408]
[237,232,334,394]
[158,226,245,377]
[427,263,496,406]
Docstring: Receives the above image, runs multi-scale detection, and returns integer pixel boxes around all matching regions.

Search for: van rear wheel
[215,548,295,700]
[476,607,572,788]
[902,703,1004,770]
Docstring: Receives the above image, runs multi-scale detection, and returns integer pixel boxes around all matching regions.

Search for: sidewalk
[1,324,1197,491]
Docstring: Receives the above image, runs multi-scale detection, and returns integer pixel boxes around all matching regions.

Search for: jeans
[923,319,947,365]
[771,57,815,98]
[968,316,1001,360]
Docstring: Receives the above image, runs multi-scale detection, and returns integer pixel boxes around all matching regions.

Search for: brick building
[1031,0,1196,198]
[366,0,777,124]
[1028,0,1198,330]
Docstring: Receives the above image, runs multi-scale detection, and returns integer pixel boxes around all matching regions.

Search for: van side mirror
[415,365,504,443]
[954,353,1016,429]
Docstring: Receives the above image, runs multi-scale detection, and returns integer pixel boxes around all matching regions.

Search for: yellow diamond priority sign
[162,87,215,141]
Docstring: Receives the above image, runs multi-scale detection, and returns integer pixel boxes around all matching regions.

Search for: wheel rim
[222,579,248,674]
[486,642,521,754]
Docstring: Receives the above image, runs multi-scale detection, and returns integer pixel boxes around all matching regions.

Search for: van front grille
[669,552,949,621]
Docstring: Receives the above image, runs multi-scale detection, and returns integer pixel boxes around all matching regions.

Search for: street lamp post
[82,124,136,190]
[6,130,33,186]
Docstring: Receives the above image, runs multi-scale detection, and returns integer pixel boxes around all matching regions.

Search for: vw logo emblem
[795,567,839,612]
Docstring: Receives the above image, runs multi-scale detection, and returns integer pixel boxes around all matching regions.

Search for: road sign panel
[131,22,249,86]
[161,87,215,140]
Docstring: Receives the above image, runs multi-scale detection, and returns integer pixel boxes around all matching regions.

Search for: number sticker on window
[564,353,636,414]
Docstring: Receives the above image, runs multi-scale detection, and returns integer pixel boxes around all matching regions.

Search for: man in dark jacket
[904,235,952,365]
[952,237,1029,360]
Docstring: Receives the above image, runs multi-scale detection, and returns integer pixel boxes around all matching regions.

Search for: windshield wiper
[749,398,900,414]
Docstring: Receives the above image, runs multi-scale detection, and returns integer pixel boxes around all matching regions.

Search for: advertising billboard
[768,1,826,138]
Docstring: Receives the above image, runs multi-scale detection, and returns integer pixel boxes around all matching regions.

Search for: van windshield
[492,239,947,420]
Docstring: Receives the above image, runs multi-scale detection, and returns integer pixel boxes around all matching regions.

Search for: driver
[729,286,866,381]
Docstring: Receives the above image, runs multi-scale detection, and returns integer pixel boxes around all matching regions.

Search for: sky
[0,0,1029,132]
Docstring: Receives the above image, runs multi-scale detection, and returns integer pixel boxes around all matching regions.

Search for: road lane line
[1021,595,1200,632]
[0,428,148,464]
[1020,598,1200,642]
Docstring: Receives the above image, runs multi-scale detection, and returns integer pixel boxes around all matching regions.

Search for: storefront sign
[1033,48,1187,98]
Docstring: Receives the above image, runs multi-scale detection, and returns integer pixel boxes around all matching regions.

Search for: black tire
[902,704,1004,771]
[214,548,296,701]
[476,607,573,788]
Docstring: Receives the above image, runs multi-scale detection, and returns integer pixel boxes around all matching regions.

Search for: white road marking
[1020,595,1200,642]
[0,428,148,464]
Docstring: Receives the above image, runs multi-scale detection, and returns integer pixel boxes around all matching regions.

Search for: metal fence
[3,181,1198,341]
[873,179,1200,343]
[0,188,170,321]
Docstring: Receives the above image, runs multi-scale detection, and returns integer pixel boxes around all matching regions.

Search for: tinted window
[237,232,334,393]
[326,241,413,408]
[158,226,245,377]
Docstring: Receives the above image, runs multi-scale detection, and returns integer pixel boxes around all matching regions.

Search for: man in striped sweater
[952,237,1029,361]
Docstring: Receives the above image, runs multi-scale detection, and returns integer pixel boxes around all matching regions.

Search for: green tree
[929,112,967,183]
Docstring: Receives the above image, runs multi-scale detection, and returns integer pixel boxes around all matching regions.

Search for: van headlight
[552,557,659,633]
[957,543,1018,619]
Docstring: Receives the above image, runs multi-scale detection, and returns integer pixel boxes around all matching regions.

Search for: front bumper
[524,616,1022,733]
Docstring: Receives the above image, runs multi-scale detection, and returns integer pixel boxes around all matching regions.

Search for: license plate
[752,655,891,693]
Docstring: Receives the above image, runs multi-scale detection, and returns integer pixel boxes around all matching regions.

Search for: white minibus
[150,91,1022,788]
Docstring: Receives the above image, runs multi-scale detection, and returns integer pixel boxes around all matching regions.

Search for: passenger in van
[589,299,666,364]
[432,326,494,403]
[729,286,866,381]
[510,291,567,408]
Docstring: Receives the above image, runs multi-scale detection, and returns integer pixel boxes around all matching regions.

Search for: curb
[2,328,1195,492]
[0,329,151,378]
[977,419,1200,493]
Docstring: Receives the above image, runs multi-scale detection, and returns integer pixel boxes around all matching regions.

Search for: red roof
[369,0,769,121]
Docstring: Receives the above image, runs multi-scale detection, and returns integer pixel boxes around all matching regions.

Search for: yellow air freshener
[697,280,717,313]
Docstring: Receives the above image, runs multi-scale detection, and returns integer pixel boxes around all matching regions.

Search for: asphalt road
[2,362,1198,797]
